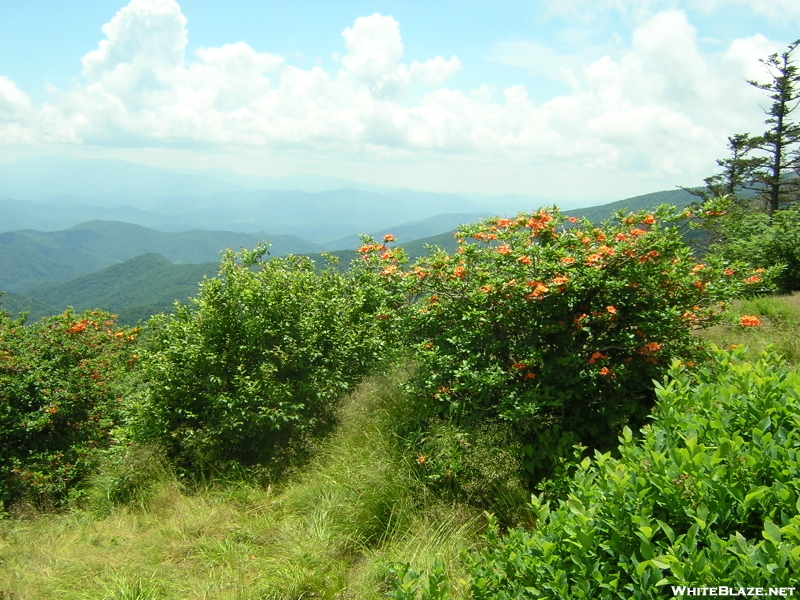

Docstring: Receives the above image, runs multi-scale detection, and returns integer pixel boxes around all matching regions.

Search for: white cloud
[0,0,786,187]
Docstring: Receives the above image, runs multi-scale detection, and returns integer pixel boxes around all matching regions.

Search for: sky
[0,0,798,203]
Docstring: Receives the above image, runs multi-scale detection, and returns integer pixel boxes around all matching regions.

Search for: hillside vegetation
[2,203,799,599]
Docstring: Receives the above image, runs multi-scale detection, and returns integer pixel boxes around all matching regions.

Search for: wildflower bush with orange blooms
[361,205,778,485]
[0,309,139,509]
[135,244,403,474]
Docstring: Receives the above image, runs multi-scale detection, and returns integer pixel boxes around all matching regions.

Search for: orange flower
[642,214,656,225]
[380,251,394,260]
[606,305,617,314]
[486,233,497,240]
[744,275,761,284]
[693,280,706,290]
[497,218,511,228]
[511,362,526,370]
[740,315,761,327]
[692,264,705,273]
[599,367,612,376]
[588,351,608,364]
[416,455,427,465]
[480,285,493,293]
[567,216,578,223]
[723,269,734,276]
[629,228,646,237]
[66,320,88,334]
[452,265,466,279]
[517,255,531,265]
[524,372,536,380]
[497,245,511,255]
[561,257,575,264]
[614,233,627,242]
[383,234,396,242]
[552,276,569,286]
[580,236,591,244]
[639,342,662,354]
[597,245,614,256]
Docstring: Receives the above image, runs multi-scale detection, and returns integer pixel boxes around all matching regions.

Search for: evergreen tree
[746,39,800,215]
[693,40,800,215]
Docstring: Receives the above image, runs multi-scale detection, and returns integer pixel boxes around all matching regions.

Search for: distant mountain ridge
[0,156,555,241]
[1,185,699,325]
[0,220,320,293]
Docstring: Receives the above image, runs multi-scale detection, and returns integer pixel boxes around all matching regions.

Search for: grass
[0,371,482,600]
[698,292,800,363]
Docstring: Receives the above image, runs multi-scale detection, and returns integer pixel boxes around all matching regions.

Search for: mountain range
[0,155,697,324]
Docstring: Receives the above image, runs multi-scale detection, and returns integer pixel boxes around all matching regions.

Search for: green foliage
[366,206,771,487]
[453,347,800,598]
[134,244,400,474]
[703,201,800,291]
[0,309,138,509]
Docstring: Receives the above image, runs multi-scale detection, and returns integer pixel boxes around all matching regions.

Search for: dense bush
[389,347,800,597]
[460,347,800,597]
[134,245,401,473]
[700,199,800,291]
[0,309,138,509]
[364,206,774,484]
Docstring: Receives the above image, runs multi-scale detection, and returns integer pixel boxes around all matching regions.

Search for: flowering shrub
[0,309,139,509]
[135,245,401,473]
[362,206,775,481]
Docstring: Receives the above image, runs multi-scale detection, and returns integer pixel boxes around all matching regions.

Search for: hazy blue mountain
[0,220,321,293]
[321,212,491,250]
[0,157,547,240]
[0,156,246,202]
[182,167,400,194]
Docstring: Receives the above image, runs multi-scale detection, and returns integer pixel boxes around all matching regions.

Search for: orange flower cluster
[588,351,608,364]
[66,319,89,334]
[639,342,662,354]
[739,315,761,327]
[497,244,511,255]
[524,281,549,299]
[452,265,466,279]
[383,234,396,242]
[526,211,553,235]
[744,275,761,284]
[642,214,656,225]
[517,255,531,265]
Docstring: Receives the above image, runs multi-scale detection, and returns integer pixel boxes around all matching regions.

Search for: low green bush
[451,347,800,598]
[0,309,138,510]
[134,245,400,474]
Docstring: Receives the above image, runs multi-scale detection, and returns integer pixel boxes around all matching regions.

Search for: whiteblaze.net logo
[671,587,796,597]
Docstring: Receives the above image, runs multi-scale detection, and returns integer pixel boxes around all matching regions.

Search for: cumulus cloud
[0,0,785,181]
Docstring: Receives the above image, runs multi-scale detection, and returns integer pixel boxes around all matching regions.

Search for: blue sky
[1,0,798,202]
